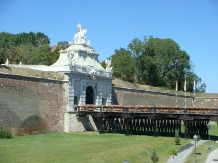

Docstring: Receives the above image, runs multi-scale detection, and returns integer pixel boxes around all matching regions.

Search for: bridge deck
[76,105,218,121]
[75,105,218,137]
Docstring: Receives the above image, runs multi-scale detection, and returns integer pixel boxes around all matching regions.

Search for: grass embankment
[0,125,217,163]
[1,133,190,163]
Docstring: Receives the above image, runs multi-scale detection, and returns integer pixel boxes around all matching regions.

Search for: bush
[175,129,180,145]
[150,148,159,163]
[169,149,177,159]
[0,126,13,139]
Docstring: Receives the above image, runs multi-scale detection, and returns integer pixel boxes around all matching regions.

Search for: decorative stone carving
[67,50,75,65]
[77,23,82,32]
[74,23,87,44]
[5,59,9,65]
[89,69,97,80]
[87,40,90,47]
[105,58,113,72]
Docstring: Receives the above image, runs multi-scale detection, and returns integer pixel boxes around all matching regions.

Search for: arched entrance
[86,86,94,104]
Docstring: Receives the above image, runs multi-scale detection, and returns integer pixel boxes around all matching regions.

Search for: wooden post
[100,106,102,133]
[153,107,157,137]
[125,106,129,135]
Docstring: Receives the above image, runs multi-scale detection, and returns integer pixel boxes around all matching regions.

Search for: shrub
[169,149,177,159]
[175,129,180,145]
[150,148,159,163]
[0,126,13,139]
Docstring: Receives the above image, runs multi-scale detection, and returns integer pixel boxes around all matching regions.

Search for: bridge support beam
[184,119,209,138]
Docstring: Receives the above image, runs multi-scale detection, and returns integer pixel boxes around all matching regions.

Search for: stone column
[79,80,86,105]
[96,82,102,106]
[68,75,74,111]
[106,82,112,105]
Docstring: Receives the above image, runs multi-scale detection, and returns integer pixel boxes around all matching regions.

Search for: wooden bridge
[76,105,218,137]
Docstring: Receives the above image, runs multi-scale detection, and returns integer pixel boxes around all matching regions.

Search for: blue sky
[0,0,218,93]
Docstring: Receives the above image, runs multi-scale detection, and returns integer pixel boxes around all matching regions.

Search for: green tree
[128,38,145,82]
[0,32,15,64]
[15,44,33,64]
[111,48,135,82]
[28,44,51,65]
[35,32,50,46]
[169,149,177,159]
[5,46,17,65]
[175,129,180,145]
[126,36,206,92]
[0,31,51,65]
[150,148,159,163]
[100,60,106,69]
[50,41,69,65]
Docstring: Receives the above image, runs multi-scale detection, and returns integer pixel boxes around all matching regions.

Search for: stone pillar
[79,80,86,105]
[99,82,102,106]
[106,82,112,105]
[68,75,74,111]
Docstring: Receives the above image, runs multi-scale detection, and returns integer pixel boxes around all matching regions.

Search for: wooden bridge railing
[75,105,218,115]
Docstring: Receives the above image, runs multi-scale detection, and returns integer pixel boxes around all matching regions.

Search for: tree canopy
[0,32,51,65]
[110,36,206,93]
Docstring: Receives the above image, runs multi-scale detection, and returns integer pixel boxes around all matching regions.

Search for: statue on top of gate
[74,23,87,44]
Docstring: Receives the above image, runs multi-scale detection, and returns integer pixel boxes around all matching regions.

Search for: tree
[50,41,69,65]
[150,148,159,163]
[15,44,33,64]
[5,46,17,65]
[126,36,206,92]
[0,32,15,64]
[128,38,145,82]
[111,48,135,82]
[35,32,50,46]
[169,149,177,159]
[0,31,51,65]
[29,44,51,65]
[100,60,106,69]
[175,129,180,145]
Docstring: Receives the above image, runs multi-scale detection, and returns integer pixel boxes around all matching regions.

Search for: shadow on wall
[17,115,48,136]
[78,116,93,131]
[112,87,119,105]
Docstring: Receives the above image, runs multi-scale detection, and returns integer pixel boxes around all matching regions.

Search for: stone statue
[87,40,90,47]
[5,59,9,65]
[77,23,82,32]
[90,69,97,80]
[74,23,87,44]
[105,58,113,72]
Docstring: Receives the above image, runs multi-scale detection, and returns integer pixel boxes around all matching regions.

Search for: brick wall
[0,73,68,135]
[112,86,218,108]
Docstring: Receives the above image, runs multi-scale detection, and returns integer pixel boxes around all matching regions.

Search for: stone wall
[112,86,218,108]
[1,72,218,135]
[0,73,68,135]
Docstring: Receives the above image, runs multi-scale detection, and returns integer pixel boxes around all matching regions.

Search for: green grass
[184,141,218,163]
[0,133,191,163]
[0,125,217,163]
[184,124,218,163]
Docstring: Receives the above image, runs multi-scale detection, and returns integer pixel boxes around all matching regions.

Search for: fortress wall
[1,73,217,135]
[112,86,218,108]
[0,73,68,135]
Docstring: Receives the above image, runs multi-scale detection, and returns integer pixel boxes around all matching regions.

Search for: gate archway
[86,86,94,104]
